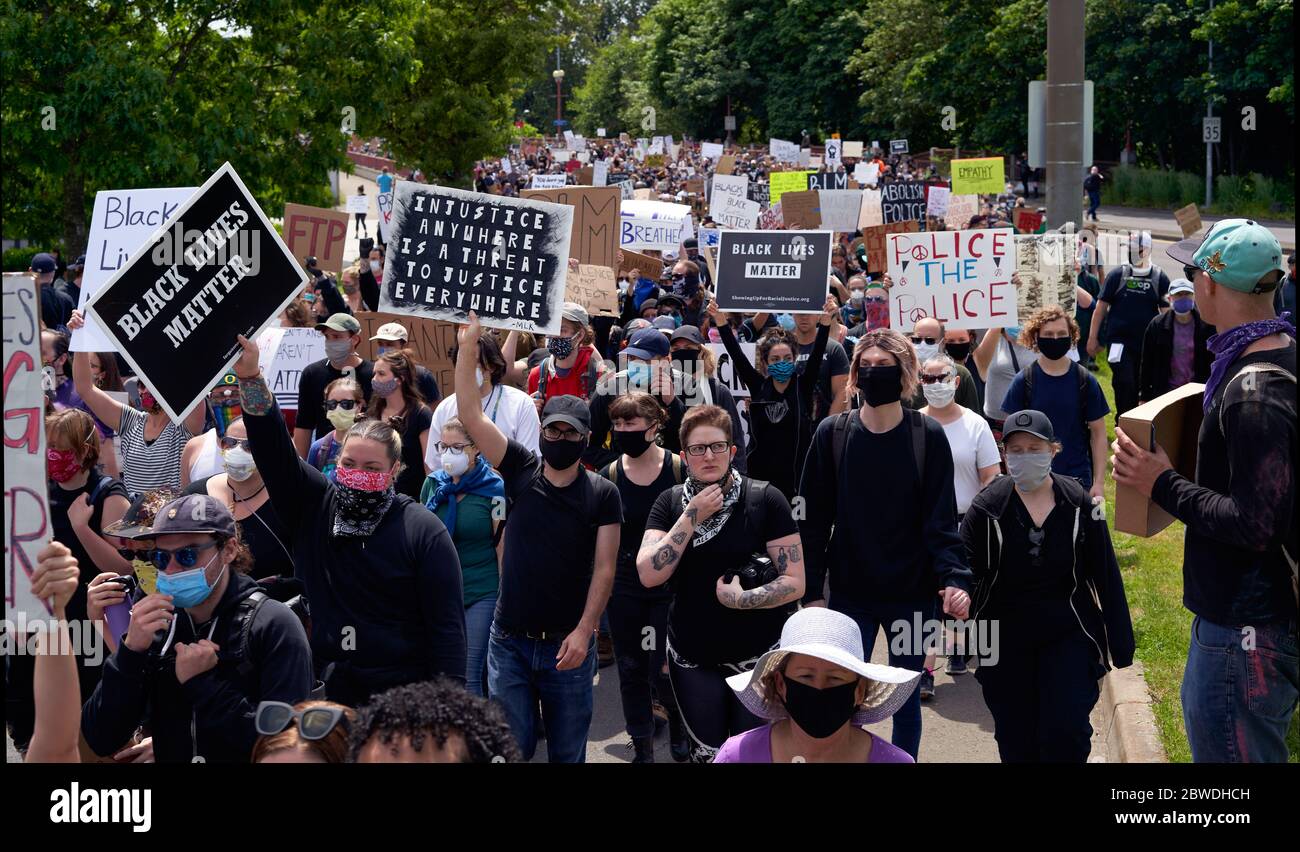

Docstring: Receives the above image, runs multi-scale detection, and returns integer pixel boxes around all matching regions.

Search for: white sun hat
[725,608,922,727]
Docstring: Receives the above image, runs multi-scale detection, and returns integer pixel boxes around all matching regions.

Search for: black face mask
[856,365,903,407]
[670,350,699,369]
[1037,336,1073,361]
[611,428,653,459]
[540,435,587,470]
[945,342,971,363]
[781,677,860,739]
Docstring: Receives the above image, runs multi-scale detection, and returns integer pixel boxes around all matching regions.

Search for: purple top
[53,380,113,438]
[713,723,914,764]
[1169,316,1196,389]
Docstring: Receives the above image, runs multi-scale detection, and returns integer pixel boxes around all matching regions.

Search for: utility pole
[1205,0,1215,207]
[1045,0,1085,229]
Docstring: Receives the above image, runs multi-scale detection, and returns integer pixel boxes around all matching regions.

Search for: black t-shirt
[992,486,1080,636]
[392,403,433,499]
[495,439,623,633]
[1099,265,1169,343]
[185,477,295,580]
[48,473,130,622]
[414,366,441,406]
[798,336,849,421]
[646,478,798,666]
[295,358,375,439]
[600,453,679,594]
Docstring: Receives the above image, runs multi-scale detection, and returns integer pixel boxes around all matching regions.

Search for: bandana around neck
[1203,313,1294,412]
[681,468,742,546]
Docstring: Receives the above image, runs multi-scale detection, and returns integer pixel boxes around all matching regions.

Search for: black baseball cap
[658,293,685,309]
[135,494,238,540]
[1002,410,1056,443]
[670,325,704,345]
[541,395,591,435]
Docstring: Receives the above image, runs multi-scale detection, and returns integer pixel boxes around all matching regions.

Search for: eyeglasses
[325,399,359,411]
[909,336,940,346]
[146,540,221,572]
[919,372,953,385]
[434,441,474,453]
[219,436,251,452]
[1027,527,1045,567]
[684,441,731,457]
[542,426,585,442]
[255,701,349,741]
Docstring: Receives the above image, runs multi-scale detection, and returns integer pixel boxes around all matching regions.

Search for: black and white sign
[807,172,849,191]
[825,139,842,167]
[747,182,770,208]
[715,230,833,314]
[890,139,909,154]
[85,162,305,422]
[379,182,574,336]
[881,181,927,224]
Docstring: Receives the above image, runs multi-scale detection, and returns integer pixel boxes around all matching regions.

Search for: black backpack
[1020,360,1094,461]
[829,407,927,490]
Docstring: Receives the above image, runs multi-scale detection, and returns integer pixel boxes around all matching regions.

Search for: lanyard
[482,385,503,423]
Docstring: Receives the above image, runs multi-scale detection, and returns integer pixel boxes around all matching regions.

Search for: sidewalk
[1090,206,1294,249]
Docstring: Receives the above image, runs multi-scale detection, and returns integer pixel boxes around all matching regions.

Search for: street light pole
[553,46,564,143]
[1205,0,1214,207]
[1045,0,1086,229]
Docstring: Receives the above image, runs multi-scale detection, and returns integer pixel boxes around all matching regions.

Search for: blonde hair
[46,408,100,470]
[849,329,919,400]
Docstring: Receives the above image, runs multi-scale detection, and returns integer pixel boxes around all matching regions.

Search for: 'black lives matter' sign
[379,182,573,336]
[714,230,833,314]
[881,181,927,224]
[807,172,849,190]
[85,162,305,422]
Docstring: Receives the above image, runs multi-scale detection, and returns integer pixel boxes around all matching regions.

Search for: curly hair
[755,328,796,375]
[1017,305,1079,349]
[349,678,521,763]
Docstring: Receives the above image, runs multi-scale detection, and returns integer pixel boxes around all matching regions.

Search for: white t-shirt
[936,406,1001,514]
[424,383,541,473]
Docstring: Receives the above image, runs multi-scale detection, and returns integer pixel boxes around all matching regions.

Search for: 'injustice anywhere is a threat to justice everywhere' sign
[885,228,1018,330]
[86,162,305,422]
[379,182,573,336]
[715,230,833,314]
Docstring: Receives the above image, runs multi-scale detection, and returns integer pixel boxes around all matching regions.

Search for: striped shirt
[118,407,193,494]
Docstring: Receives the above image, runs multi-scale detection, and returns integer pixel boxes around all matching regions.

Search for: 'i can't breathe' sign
[886,228,1018,330]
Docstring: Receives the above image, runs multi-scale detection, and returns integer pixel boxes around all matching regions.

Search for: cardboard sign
[708,341,757,400]
[283,203,350,275]
[1174,203,1203,238]
[770,138,801,163]
[843,141,865,159]
[779,190,822,229]
[575,166,594,186]
[633,188,655,200]
[710,174,756,229]
[716,154,736,175]
[3,273,52,621]
[73,186,198,352]
[951,157,1005,196]
[807,172,849,191]
[686,177,706,196]
[861,221,919,274]
[886,228,1017,329]
[567,263,619,317]
[818,190,864,232]
[715,230,833,314]
[379,181,573,336]
[1014,233,1076,316]
[619,199,692,252]
[858,189,884,229]
[1014,208,1045,234]
[1115,383,1204,536]
[825,139,842,166]
[255,326,325,411]
[85,162,306,421]
[356,311,458,396]
[944,194,980,230]
[890,139,909,154]
[701,142,724,160]
[881,181,927,224]
[376,191,395,244]
[926,186,951,220]
[522,186,621,269]
[531,173,568,189]
[346,194,370,214]
[769,171,813,207]
[619,248,665,282]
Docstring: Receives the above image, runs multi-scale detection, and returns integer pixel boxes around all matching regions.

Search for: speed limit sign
[1203,117,1222,143]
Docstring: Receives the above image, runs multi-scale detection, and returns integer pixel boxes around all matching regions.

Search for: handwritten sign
[926,186,951,220]
[255,326,325,411]
[346,194,369,214]
[1014,207,1045,234]
[843,141,865,159]
[886,228,1017,329]
[531,173,568,190]
[1014,233,1076,316]
[522,186,621,268]
[283,203,350,275]
[356,311,457,396]
[769,171,813,207]
[1174,203,1203,238]
[710,174,758,229]
[770,138,801,163]
[951,157,1005,196]
[817,190,863,233]
[862,221,919,274]
[701,142,724,160]
[881,182,927,224]
[858,189,884,229]
[944,194,980,231]
[779,190,822,229]
[566,264,619,317]
[377,191,395,244]
[716,154,736,175]
[619,248,665,282]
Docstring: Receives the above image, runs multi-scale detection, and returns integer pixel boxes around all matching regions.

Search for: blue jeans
[1181,615,1298,763]
[464,596,496,698]
[831,597,927,760]
[1086,190,1100,219]
[487,624,595,763]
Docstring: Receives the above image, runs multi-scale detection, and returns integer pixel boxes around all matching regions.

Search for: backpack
[536,350,600,401]
[1020,360,1095,461]
[602,452,686,488]
[830,407,927,490]
[225,590,325,700]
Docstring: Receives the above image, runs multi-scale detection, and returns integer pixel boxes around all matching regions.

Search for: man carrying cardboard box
[1112,218,1296,764]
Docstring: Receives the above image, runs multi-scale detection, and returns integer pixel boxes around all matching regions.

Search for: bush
[3,246,48,272]
[1104,166,1293,218]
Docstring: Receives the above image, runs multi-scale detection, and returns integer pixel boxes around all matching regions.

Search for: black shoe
[945,655,970,675]
[919,669,935,701]
[630,736,655,764]
[668,713,691,763]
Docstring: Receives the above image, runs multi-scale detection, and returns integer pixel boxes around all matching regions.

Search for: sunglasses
[219,436,251,452]
[325,399,359,411]
[909,336,940,346]
[919,372,953,385]
[255,701,348,741]
[1183,265,1200,280]
[146,540,220,572]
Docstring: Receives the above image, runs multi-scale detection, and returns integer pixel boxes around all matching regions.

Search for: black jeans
[1110,339,1142,418]
[667,641,765,763]
[606,586,674,740]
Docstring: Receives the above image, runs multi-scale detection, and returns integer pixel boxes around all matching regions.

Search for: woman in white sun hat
[714,608,920,763]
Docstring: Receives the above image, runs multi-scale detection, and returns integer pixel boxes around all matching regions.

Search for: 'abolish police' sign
[85,162,305,422]
[714,230,833,314]
[380,182,572,336]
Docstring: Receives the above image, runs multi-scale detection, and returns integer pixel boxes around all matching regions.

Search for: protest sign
[710,174,756,229]
[649,137,665,155]
[1013,207,1045,234]
[283,203,350,275]
[886,228,1017,329]
[825,139,842,167]
[3,273,52,621]
[747,182,770,208]
[701,142,724,160]
[566,263,619,317]
[500,158,514,175]
[597,128,606,137]
[564,130,576,148]
[644,154,666,168]
[780,190,822,229]
[857,189,884,229]
[379,181,573,336]
[770,138,801,163]
[758,202,784,231]
[951,157,1005,195]
[944,194,980,230]
[347,194,369,215]
[715,230,833,314]
[633,188,655,200]
[697,227,721,248]
[853,162,880,186]
[861,221,919,274]
[356,311,458,395]
[769,170,812,207]
[686,177,706,197]
[881,181,927,224]
[522,186,621,268]
[708,341,756,401]
[593,160,609,187]
[85,162,305,422]
[619,248,665,282]
[377,191,395,244]
[809,156,823,169]
[73,186,198,352]
[531,173,568,189]
[807,172,849,191]
[798,149,812,167]
[890,139,909,154]
[716,154,736,175]
[1013,233,1076,316]
[575,166,594,186]
[611,179,635,200]
[619,199,692,252]
[843,141,864,159]
[926,186,951,220]
[818,190,864,232]
[255,326,325,411]
[1173,203,1203,238]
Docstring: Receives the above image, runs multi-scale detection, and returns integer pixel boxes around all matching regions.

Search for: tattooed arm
[636,507,699,588]
[716,533,807,610]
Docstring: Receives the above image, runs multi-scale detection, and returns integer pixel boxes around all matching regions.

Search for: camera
[723,554,779,590]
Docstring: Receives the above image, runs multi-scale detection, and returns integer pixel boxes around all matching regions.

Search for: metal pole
[1045,0,1086,229]
[1205,0,1214,207]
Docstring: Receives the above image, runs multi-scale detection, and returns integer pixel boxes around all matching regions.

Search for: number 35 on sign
[886,228,1019,330]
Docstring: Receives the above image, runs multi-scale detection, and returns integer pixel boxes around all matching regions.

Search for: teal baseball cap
[1167,218,1286,294]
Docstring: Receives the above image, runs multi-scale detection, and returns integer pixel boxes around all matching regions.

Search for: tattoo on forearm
[735,581,792,610]
[651,543,679,572]
[685,508,698,525]
[772,544,802,576]
[670,530,687,546]
[238,375,274,415]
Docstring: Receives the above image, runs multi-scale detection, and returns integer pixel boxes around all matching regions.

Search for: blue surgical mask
[1005,326,1022,341]
[768,360,797,382]
[777,314,796,332]
[627,362,652,385]
[156,553,225,609]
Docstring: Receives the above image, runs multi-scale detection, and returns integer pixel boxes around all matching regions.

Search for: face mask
[326,406,357,432]
[849,290,865,303]
[371,376,400,397]
[547,334,575,359]
[780,677,860,739]
[222,447,257,481]
[156,552,225,609]
[914,341,939,364]
[945,342,972,362]
[777,314,796,332]
[541,435,587,470]
[612,428,653,458]
[1006,452,1054,491]
[671,350,698,370]
[303,292,317,303]
[856,365,903,407]
[441,449,471,476]
[324,340,353,363]
[767,360,797,382]
[475,367,486,388]
[375,345,389,358]
[1004,326,1022,341]
[1172,297,1195,314]
[47,447,83,483]
[922,380,957,408]
[1037,336,1072,361]
[627,361,652,385]
[369,261,381,274]
[139,389,160,412]
[335,466,392,493]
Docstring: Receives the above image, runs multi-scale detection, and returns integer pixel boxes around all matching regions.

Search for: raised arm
[454,313,508,468]
[709,301,764,393]
[26,542,83,763]
[972,326,1000,379]
[68,331,127,429]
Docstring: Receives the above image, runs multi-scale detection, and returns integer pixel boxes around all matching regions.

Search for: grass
[1092,353,1299,762]
[1104,166,1295,222]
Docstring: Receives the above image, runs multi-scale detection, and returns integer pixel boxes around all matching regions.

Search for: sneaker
[945,654,970,675]
[919,669,935,701]
[597,632,615,668]
[630,736,655,764]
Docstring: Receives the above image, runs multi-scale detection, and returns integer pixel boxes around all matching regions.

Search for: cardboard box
[1115,382,1205,537]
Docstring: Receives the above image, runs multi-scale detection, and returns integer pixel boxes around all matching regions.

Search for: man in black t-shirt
[293,313,374,457]
[453,312,621,763]
[1114,218,1296,764]
[791,311,850,422]
[1086,232,1170,417]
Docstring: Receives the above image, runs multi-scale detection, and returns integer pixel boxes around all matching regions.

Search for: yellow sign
[950,157,1005,196]
[769,170,812,207]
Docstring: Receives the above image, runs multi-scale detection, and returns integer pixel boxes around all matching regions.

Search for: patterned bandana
[1203,314,1295,413]
[332,466,395,537]
[681,468,742,546]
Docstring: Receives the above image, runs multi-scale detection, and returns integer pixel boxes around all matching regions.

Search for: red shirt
[528,347,601,401]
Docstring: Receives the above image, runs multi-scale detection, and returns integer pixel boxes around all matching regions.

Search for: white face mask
[914,342,940,364]
[922,379,956,408]
[222,447,257,481]
[441,449,471,477]
[369,260,381,274]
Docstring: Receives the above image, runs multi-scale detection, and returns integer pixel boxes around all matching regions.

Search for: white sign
[825,139,842,167]
[818,190,864,232]
[698,227,721,248]
[593,160,609,187]
[500,158,513,175]
[1202,117,1222,143]
[531,173,568,189]
[73,186,198,352]
[858,189,884,229]
[4,273,53,622]
[346,194,369,214]
[597,128,607,138]
[256,326,325,411]
[798,149,811,168]
[926,186,951,219]
[724,115,737,131]
[886,228,1018,330]
[843,141,864,159]
[377,191,395,243]
[710,174,757,229]
[701,142,724,160]
[770,138,801,163]
[612,179,635,201]
[619,199,693,252]
[563,130,575,148]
